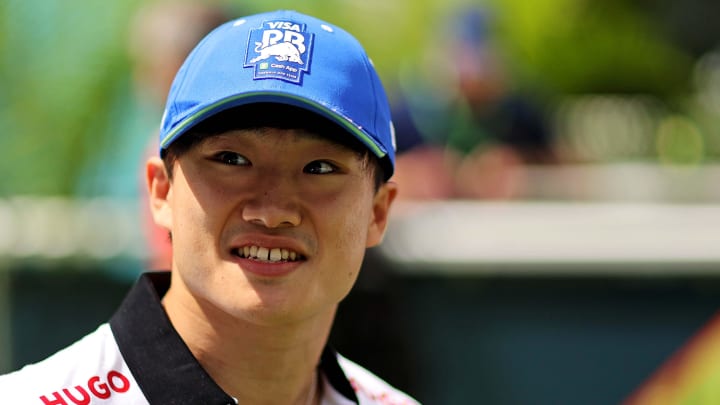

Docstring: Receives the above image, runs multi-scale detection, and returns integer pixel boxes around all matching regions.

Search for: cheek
[320,194,374,267]
[168,186,233,298]
[173,170,235,230]
[169,180,226,259]
[312,209,367,302]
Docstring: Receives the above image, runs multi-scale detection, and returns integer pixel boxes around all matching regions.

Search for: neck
[162,281,333,404]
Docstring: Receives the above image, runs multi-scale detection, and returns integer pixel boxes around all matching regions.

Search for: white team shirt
[0,272,419,405]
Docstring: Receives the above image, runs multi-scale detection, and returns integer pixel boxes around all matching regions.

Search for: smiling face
[147,124,396,327]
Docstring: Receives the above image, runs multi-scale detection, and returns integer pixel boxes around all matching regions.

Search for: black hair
[161,103,386,190]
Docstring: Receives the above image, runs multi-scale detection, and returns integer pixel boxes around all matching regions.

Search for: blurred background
[2,0,720,403]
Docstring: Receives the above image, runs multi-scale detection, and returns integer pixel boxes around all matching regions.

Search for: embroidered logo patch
[244,20,314,83]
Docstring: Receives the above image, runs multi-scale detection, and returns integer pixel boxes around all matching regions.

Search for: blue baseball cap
[159,10,396,179]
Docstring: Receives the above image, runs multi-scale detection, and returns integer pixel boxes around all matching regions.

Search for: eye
[304,160,338,175]
[213,151,250,166]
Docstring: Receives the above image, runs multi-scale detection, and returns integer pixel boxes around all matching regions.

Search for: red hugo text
[39,370,131,405]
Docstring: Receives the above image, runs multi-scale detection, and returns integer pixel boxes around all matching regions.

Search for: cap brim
[160,91,388,161]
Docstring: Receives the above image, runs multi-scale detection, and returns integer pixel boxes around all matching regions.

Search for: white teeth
[238,245,301,262]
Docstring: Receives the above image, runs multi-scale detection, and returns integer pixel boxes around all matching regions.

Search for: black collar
[110,272,358,404]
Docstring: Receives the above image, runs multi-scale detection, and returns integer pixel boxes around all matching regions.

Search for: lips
[232,245,304,263]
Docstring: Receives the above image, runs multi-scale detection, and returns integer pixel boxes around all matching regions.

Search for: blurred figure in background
[127,1,232,113]
[127,1,233,269]
[391,88,461,200]
[392,6,557,200]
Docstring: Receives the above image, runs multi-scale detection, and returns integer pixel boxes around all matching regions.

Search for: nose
[241,176,301,229]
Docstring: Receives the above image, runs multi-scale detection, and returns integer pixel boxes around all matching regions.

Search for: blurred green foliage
[0,0,704,196]
[0,0,141,195]
[490,0,693,97]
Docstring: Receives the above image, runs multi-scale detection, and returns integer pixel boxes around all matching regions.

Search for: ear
[146,156,173,231]
[366,181,398,248]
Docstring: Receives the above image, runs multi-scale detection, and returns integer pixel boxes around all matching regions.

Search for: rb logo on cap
[244,20,314,84]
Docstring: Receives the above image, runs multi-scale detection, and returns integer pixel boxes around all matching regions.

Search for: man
[0,10,419,405]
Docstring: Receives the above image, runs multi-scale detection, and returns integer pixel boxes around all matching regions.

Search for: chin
[214,287,314,325]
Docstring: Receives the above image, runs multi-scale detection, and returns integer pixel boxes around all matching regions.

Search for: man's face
[147,128,396,326]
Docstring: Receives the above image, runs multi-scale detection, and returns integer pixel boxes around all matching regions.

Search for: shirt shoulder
[0,323,146,404]
[336,354,421,405]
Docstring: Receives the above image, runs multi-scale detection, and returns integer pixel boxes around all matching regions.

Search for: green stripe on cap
[161,92,387,158]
